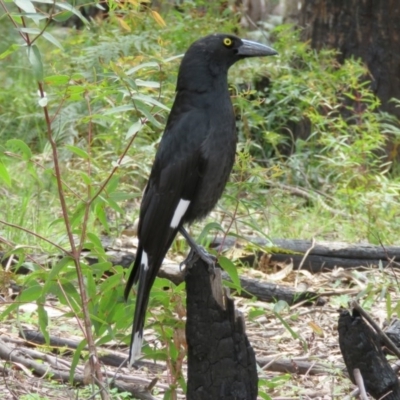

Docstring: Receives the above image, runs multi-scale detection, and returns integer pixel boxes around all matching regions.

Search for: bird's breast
[183,100,237,223]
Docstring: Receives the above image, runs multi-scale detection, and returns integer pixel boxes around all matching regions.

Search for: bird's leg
[179,226,216,271]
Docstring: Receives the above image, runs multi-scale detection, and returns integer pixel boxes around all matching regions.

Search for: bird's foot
[178,226,216,273]
[181,246,216,272]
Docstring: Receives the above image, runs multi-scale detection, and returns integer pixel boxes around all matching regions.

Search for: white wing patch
[129,330,143,365]
[141,250,149,271]
[170,199,190,228]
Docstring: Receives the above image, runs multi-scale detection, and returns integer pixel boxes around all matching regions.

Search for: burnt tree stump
[185,259,258,400]
[338,309,400,400]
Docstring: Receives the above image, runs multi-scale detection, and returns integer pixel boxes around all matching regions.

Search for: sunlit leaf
[65,145,89,160]
[14,0,36,14]
[117,17,131,32]
[31,0,88,25]
[0,160,11,187]
[126,120,143,139]
[151,10,166,27]
[53,10,73,22]
[18,284,42,302]
[218,255,240,290]
[126,61,159,76]
[0,44,20,60]
[6,139,32,160]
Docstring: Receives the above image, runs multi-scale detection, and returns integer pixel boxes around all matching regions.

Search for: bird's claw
[182,246,216,273]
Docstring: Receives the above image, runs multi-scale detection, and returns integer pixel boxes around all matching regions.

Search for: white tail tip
[129,330,143,366]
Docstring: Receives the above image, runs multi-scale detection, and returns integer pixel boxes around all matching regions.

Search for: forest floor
[0,237,399,400]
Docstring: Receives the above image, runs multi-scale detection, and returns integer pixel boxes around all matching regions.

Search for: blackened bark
[299,0,400,121]
[338,309,400,400]
[211,236,400,272]
[185,261,258,400]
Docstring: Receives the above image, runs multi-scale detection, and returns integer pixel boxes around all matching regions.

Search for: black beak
[238,39,278,57]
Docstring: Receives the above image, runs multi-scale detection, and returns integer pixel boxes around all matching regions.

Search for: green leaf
[31,0,88,26]
[70,339,87,382]
[126,120,143,139]
[0,43,20,60]
[65,145,89,160]
[6,139,32,160]
[103,105,135,115]
[126,61,159,76]
[104,197,124,214]
[99,273,124,294]
[26,44,43,81]
[42,31,63,50]
[273,300,289,314]
[218,255,240,290]
[86,232,103,251]
[14,12,47,23]
[0,160,11,187]
[52,10,73,22]
[197,222,223,245]
[14,0,36,14]
[131,94,170,111]
[134,102,163,129]
[94,202,109,231]
[89,261,112,277]
[37,303,49,343]
[19,28,64,49]
[18,284,42,302]
[42,257,74,294]
[105,175,119,194]
[109,192,136,201]
[135,79,160,88]
[45,74,70,85]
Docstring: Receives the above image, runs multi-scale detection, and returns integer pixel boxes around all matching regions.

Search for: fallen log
[17,330,161,371]
[159,263,323,306]
[14,331,333,377]
[0,338,157,399]
[211,236,400,272]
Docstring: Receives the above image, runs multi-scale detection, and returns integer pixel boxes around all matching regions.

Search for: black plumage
[124,33,277,364]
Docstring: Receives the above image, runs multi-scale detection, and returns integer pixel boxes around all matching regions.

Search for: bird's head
[177,33,277,91]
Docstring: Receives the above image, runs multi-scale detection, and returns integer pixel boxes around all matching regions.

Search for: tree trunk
[299,0,400,125]
[185,261,258,400]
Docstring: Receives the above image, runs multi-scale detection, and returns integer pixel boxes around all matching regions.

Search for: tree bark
[185,261,258,400]
[338,309,400,400]
[299,0,400,123]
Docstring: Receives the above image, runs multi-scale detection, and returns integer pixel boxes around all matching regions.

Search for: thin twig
[0,219,69,255]
[295,238,315,288]
[353,368,368,400]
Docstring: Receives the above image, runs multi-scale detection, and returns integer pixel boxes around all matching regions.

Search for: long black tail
[125,232,177,365]
[125,245,153,364]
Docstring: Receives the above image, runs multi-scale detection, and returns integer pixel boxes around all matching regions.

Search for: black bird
[125,33,277,364]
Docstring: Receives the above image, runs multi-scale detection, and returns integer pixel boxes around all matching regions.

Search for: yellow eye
[223,37,233,47]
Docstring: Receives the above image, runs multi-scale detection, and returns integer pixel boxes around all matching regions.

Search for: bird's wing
[125,108,210,363]
[127,107,210,290]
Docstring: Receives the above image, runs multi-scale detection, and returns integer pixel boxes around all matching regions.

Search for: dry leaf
[151,10,166,27]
